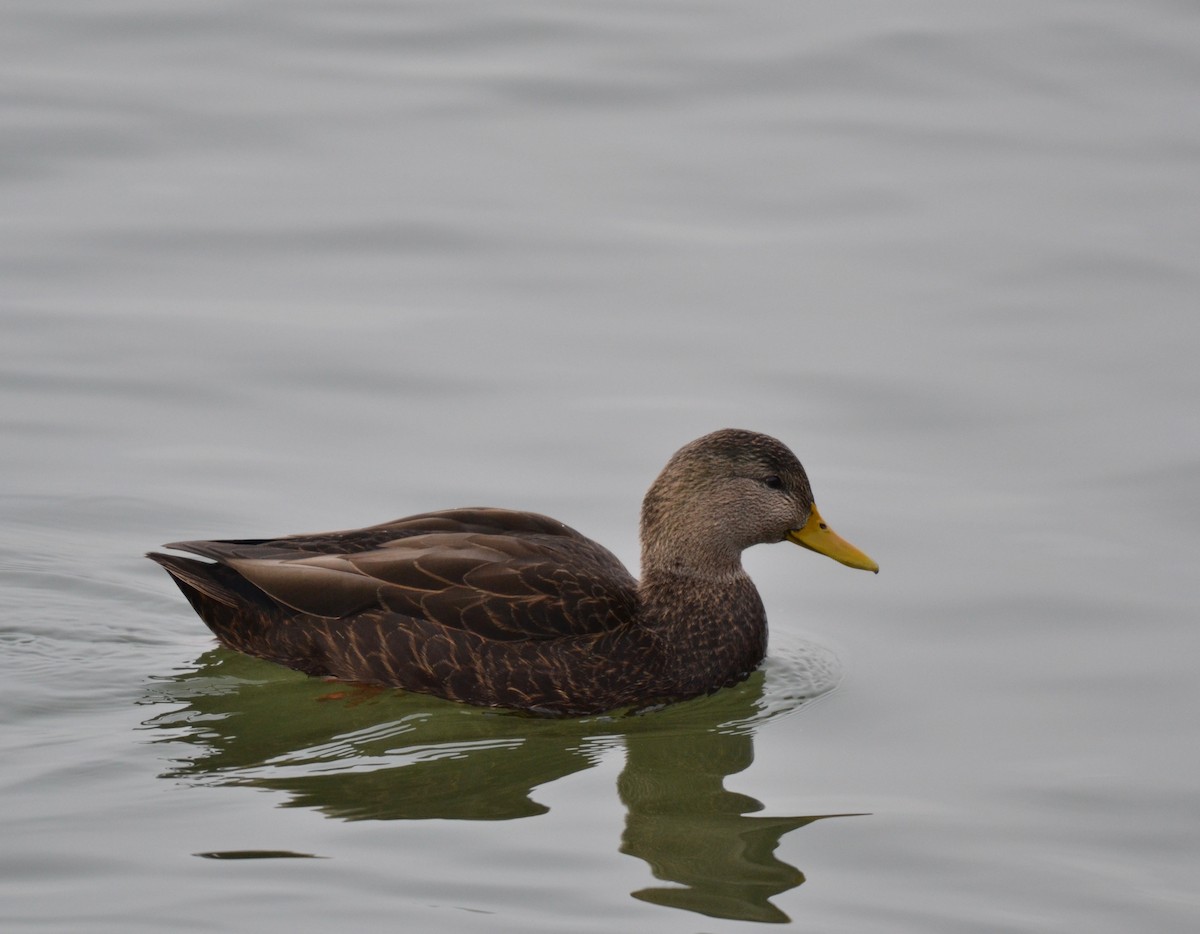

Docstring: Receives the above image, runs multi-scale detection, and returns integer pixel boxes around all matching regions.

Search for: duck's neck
[636,567,768,695]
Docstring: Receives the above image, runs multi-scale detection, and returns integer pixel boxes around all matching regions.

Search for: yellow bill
[786,504,879,573]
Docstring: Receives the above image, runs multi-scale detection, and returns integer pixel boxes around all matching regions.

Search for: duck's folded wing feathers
[166,510,638,641]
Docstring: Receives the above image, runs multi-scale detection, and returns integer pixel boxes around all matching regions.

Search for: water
[3,1,1199,930]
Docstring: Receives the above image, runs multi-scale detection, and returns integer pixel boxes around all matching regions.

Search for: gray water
[3,2,1198,931]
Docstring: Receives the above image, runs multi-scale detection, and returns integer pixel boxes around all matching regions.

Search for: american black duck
[149,429,877,716]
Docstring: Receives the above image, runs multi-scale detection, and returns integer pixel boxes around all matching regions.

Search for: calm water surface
[3,2,1198,931]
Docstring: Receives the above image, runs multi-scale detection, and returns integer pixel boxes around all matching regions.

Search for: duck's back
[153,507,640,643]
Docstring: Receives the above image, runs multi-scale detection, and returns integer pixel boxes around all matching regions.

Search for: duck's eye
[763,475,784,490]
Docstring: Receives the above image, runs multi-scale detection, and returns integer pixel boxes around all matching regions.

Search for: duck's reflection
[618,725,846,923]
[142,648,856,923]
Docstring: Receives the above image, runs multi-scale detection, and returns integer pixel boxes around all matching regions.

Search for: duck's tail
[147,552,242,606]
[147,552,285,660]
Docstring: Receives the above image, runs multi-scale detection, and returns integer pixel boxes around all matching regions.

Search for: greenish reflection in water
[141,649,858,924]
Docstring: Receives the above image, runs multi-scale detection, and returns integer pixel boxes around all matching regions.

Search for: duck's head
[640,428,878,576]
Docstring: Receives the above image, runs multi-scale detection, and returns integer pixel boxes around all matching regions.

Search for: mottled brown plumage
[149,429,877,716]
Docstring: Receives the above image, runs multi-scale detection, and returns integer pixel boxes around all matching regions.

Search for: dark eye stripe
[763,475,783,490]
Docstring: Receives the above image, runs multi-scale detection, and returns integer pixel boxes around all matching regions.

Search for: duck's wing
[163,508,638,640]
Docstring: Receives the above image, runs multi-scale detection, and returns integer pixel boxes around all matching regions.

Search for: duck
[148,429,877,716]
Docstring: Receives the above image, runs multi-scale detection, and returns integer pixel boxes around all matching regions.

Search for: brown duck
[149,429,877,716]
